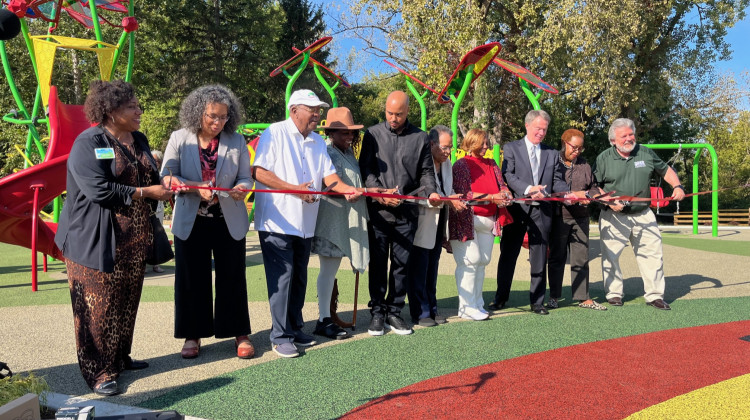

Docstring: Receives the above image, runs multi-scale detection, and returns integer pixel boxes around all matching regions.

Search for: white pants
[316,256,342,320]
[451,215,495,317]
[599,208,665,302]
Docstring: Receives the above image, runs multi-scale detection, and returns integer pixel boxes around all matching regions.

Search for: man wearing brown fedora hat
[359,90,442,336]
[253,90,362,358]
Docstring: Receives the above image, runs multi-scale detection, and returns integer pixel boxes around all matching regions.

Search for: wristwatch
[673,184,684,190]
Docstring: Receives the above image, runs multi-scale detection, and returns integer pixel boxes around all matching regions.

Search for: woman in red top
[449,129,512,320]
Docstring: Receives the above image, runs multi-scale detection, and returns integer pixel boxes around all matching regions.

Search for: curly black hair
[83,80,136,125]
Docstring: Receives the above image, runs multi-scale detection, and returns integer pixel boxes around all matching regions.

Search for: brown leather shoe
[607,297,623,306]
[646,299,671,310]
[181,339,200,359]
[235,335,255,359]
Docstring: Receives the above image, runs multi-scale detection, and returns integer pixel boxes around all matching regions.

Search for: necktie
[530,145,539,185]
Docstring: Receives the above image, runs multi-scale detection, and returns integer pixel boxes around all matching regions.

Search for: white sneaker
[458,309,489,321]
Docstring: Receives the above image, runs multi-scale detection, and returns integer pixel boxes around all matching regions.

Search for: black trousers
[495,206,551,306]
[548,216,591,301]
[174,216,250,339]
[368,212,417,317]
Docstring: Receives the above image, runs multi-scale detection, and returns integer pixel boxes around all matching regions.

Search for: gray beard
[616,143,635,154]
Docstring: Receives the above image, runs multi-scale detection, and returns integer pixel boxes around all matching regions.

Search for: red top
[464,156,501,217]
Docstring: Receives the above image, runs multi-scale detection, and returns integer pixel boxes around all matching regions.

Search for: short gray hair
[608,118,636,144]
[524,109,551,125]
[428,125,452,144]
[179,84,244,134]
[151,150,163,161]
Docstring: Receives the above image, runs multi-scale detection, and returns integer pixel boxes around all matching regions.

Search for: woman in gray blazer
[161,85,254,360]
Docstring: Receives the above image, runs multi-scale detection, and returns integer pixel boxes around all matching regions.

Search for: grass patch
[661,234,750,257]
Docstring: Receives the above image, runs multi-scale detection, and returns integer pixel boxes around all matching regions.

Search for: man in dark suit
[490,110,568,315]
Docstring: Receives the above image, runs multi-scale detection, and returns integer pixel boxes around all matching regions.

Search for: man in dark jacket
[359,90,440,336]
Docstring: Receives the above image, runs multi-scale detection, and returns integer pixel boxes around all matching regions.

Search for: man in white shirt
[253,90,360,358]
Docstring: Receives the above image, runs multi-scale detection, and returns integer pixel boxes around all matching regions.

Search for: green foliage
[0,371,50,408]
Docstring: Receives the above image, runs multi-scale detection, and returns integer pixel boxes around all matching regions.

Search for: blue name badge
[634,160,646,168]
[95,148,115,159]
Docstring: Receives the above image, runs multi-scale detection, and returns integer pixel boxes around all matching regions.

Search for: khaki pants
[599,208,665,302]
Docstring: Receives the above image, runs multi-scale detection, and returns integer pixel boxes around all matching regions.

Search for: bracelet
[139,187,143,198]
[673,184,684,190]
[364,187,368,193]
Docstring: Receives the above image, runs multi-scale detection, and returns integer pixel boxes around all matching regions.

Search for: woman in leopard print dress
[55,80,173,396]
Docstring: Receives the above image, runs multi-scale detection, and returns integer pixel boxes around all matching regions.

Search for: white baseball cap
[287,89,330,110]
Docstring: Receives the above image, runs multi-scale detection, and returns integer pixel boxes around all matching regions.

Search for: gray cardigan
[54,126,157,272]
[161,128,252,241]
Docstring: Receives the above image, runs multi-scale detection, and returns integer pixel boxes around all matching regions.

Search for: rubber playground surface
[1,227,749,419]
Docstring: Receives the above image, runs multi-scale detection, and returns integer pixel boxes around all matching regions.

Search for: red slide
[0,86,90,287]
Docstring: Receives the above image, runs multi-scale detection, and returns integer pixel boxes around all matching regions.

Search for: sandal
[181,339,200,359]
[313,317,350,340]
[578,300,608,311]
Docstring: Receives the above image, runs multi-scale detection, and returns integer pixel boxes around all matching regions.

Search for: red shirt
[464,156,500,217]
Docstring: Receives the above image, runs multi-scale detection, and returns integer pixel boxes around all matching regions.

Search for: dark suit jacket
[502,137,567,225]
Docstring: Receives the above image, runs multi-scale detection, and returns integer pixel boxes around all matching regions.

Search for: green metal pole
[88,0,104,43]
[282,54,310,119]
[312,64,340,108]
[450,64,475,164]
[403,78,428,131]
[642,144,719,237]
[519,78,542,111]
[110,31,128,76]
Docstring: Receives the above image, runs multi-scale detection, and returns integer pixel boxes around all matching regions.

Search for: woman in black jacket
[55,80,172,396]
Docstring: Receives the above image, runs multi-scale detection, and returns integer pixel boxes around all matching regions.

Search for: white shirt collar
[524,136,538,152]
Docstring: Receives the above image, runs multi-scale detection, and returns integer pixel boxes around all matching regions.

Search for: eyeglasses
[205,113,229,122]
[298,106,324,116]
[434,144,452,152]
[565,142,585,152]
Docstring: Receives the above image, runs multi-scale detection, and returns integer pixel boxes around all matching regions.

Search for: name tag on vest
[634,160,646,168]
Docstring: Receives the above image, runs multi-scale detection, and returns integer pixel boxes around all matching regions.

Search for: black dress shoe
[488,300,506,310]
[93,380,120,396]
[545,298,559,309]
[124,357,149,370]
[646,299,671,310]
[531,304,549,315]
[607,297,623,306]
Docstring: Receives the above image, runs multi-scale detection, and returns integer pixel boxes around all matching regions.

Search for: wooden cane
[330,273,360,330]
[351,271,359,330]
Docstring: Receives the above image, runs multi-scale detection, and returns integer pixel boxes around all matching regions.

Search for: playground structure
[0,0,138,290]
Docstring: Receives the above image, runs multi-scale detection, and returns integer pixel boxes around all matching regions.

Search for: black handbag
[146,213,174,265]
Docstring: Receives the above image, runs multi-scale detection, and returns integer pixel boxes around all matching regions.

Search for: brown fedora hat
[318,107,364,130]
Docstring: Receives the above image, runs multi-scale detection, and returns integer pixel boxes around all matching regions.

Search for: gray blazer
[161,128,252,241]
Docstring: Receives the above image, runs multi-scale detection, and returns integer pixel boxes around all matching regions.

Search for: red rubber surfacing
[342,321,750,419]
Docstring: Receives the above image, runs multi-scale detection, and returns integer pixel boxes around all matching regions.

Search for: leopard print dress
[66,140,156,389]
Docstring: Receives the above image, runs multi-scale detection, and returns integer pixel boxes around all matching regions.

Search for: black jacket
[55,126,157,272]
[359,120,437,221]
